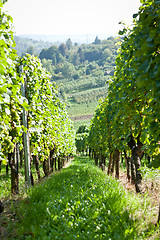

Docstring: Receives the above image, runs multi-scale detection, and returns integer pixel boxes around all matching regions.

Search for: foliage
[59,43,68,57]
[87,0,160,194]
[112,0,160,154]
[75,125,89,154]
[13,156,156,239]
[19,54,75,160]
[14,36,55,57]
[0,162,44,199]
[0,0,22,163]
[66,38,72,50]
[73,119,91,133]
[39,37,118,104]
[0,1,75,193]
[39,45,63,65]
[88,0,160,159]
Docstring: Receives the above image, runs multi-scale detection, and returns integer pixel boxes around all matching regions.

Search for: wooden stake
[20,65,31,186]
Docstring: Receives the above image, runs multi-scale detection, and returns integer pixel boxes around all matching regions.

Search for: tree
[26,45,35,55]
[59,43,68,57]
[39,45,61,65]
[102,48,111,59]
[39,48,48,59]
[66,38,72,50]
[41,59,54,73]
[93,36,101,45]
[72,54,80,66]
[78,48,85,62]
[57,61,76,78]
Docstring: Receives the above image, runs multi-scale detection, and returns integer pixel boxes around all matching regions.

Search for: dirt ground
[70,114,93,121]
[117,170,160,226]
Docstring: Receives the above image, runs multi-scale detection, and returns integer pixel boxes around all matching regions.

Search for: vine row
[0,1,75,193]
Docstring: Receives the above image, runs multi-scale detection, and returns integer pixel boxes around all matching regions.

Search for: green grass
[10,156,158,240]
[62,82,104,130]
[73,119,91,132]
[67,100,98,117]
[67,99,97,131]
[0,163,44,199]
[68,86,108,104]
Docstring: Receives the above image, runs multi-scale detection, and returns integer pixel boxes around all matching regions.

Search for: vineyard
[0,0,160,239]
[0,0,75,194]
[87,0,160,193]
[1,156,159,239]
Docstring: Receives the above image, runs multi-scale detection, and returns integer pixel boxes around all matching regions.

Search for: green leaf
[22,101,29,110]
[133,13,138,18]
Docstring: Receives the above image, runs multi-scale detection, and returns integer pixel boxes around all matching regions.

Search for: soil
[116,170,160,226]
[70,114,93,121]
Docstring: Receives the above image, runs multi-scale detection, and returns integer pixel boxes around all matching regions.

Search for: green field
[65,87,108,131]
[72,119,91,132]
[1,156,159,239]
[66,100,97,131]
[67,100,98,117]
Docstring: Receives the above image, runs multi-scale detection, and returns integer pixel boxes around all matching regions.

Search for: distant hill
[37,35,119,129]
[14,36,58,56]
[19,33,116,45]
[14,34,119,130]
[14,34,117,56]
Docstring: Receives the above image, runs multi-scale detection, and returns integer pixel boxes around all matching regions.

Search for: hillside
[38,36,119,128]
[14,36,57,56]
[14,35,119,129]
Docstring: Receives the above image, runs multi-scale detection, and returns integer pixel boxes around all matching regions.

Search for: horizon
[4,0,141,37]
[17,33,117,44]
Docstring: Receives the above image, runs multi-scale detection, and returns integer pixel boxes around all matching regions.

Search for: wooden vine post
[20,65,31,186]
[12,143,19,194]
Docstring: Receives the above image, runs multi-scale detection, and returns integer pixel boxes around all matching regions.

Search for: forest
[0,0,160,239]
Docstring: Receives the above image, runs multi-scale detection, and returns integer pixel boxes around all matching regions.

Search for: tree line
[14,36,54,57]
[15,35,118,84]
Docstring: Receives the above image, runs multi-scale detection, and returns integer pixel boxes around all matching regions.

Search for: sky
[3,0,141,37]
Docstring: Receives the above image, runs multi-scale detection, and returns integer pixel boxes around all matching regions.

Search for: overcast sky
[3,0,141,36]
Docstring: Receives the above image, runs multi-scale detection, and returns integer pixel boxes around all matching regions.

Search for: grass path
[1,156,159,239]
